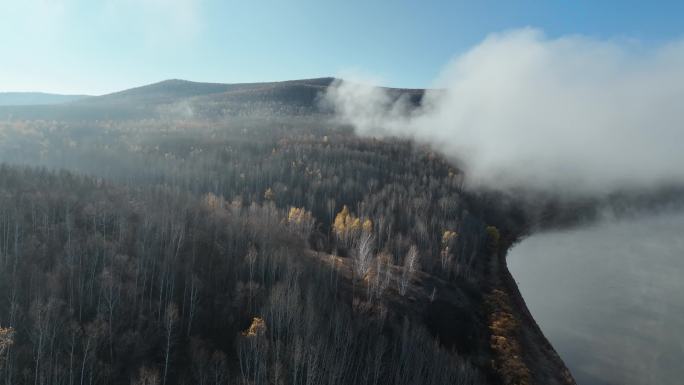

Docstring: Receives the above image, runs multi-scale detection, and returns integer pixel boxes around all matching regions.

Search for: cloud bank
[326,28,684,193]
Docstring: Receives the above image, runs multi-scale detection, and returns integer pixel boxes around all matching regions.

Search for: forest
[6,1,684,383]
[0,81,577,385]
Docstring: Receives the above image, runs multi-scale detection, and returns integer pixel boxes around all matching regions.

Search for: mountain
[0,78,424,120]
[76,78,246,105]
[74,78,341,118]
[0,92,89,106]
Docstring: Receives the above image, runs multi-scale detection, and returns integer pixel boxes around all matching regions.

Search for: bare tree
[186,275,201,337]
[399,245,419,296]
[239,317,268,385]
[210,351,228,385]
[162,303,179,385]
[353,230,375,279]
[132,366,160,385]
[80,320,104,385]
[29,299,54,385]
[370,252,392,302]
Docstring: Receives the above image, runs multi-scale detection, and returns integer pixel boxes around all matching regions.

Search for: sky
[2,0,684,94]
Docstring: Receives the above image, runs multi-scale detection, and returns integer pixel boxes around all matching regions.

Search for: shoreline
[491,240,576,385]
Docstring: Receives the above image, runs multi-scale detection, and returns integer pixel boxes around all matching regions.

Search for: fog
[324,28,684,383]
[326,28,684,193]
[508,211,684,385]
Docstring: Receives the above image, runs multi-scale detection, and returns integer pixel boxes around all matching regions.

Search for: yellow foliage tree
[362,219,373,234]
[242,317,267,338]
[333,205,349,236]
[440,230,458,272]
[349,217,361,233]
[287,207,310,224]
[287,207,315,239]
[442,230,458,245]
[333,206,373,248]
[0,327,14,366]
[333,205,350,237]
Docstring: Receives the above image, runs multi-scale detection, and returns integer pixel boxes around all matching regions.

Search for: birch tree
[399,246,419,296]
[163,303,179,385]
[354,230,375,279]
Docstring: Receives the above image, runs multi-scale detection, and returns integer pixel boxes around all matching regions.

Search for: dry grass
[486,289,531,385]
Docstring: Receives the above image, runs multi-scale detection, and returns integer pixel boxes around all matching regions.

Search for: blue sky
[2,0,683,94]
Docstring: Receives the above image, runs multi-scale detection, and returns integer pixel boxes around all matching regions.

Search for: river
[507,211,684,385]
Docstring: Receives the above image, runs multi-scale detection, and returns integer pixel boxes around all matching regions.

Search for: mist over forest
[2,3,684,384]
[0,77,546,385]
[0,68,681,385]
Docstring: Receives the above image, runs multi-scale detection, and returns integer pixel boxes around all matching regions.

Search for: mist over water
[328,31,684,382]
[326,28,684,193]
[508,211,684,385]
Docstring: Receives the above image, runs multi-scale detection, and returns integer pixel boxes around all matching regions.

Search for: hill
[0,78,576,385]
[80,78,337,105]
[0,78,424,120]
[0,92,89,106]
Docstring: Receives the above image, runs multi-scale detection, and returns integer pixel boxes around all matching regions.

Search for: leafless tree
[369,252,392,302]
[29,299,54,385]
[162,303,179,385]
[354,230,375,279]
[186,275,201,337]
[399,245,419,296]
[132,366,160,385]
[80,319,104,385]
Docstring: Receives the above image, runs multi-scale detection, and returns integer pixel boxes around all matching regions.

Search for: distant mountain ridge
[77,77,339,106]
[0,77,425,120]
[0,92,89,106]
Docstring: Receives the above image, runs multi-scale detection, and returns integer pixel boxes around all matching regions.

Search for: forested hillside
[0,80,573,385]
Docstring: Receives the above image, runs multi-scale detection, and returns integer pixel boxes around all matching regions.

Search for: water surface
[508,212,684,385]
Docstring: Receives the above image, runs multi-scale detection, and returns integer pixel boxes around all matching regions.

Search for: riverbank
[490,238,576,385]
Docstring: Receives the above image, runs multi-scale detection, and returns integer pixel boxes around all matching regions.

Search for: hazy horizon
[3,1,684,94]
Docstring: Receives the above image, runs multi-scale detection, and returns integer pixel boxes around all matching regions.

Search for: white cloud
[326,28,684,193]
